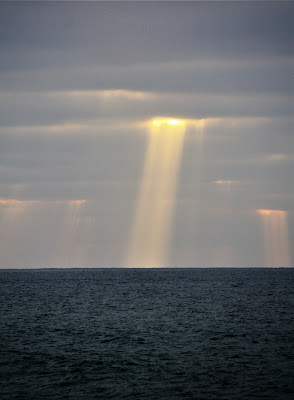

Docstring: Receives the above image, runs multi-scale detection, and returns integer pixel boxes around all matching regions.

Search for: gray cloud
[0,90,292,130]
[0,1,293,268]
[1,2,293,69]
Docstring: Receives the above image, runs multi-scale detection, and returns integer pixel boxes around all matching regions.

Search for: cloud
[0,89,292,131]
[0,115,292,214]
[1,2,293,69]
[0,1,293,267]
[1,58,293,95]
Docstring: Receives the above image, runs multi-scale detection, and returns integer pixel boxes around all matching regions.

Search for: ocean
[0,268,293,399]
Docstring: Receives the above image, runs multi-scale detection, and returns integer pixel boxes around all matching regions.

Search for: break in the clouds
[0,1,293,268]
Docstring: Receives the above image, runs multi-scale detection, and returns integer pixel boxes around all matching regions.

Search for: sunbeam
[258,209,291,267]
[53,200,86,268]
[126,118,186,267]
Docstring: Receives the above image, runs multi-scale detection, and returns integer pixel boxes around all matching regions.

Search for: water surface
[1,268,293,399]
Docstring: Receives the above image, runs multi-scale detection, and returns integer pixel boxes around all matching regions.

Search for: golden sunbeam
[126,118,186,267]
[257,209,291,267]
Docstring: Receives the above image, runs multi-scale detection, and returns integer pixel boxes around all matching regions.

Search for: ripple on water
[0,268,293,399]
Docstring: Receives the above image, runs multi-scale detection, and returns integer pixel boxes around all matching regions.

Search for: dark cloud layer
[2,59,293,95]
[1,2,293,68]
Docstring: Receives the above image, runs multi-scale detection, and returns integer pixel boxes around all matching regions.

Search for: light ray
[53,200,86,268]
[126,118,186,267]
[257,209,291,267]
[215,180,233,194]
[0,198,43,267]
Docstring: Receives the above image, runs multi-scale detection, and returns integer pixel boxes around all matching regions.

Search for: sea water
[0,268,293,399]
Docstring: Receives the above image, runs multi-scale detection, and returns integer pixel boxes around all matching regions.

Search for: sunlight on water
[126,118,186,267]
[258,209,291,267]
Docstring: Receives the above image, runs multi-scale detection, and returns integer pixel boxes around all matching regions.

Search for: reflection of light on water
[257,209,291,267]
[126,118,186,268]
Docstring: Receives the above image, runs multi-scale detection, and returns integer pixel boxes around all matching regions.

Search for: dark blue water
[1,268,293,399]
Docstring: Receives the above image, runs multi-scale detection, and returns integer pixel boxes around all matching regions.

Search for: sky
[0,1,293,268]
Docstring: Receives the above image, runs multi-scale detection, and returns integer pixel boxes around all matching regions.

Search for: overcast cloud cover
[0,1,293,268]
